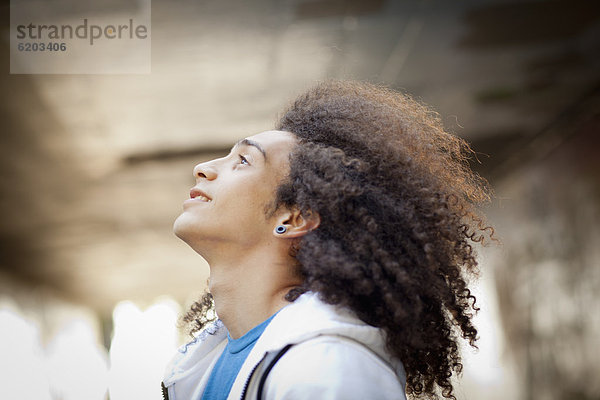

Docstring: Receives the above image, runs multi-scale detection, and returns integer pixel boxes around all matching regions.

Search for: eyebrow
[235,138,267,162]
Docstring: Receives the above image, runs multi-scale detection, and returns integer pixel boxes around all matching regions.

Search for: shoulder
[263,336,406,400]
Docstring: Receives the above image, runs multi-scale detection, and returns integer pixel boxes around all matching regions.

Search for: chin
[173,213,192,241]
[173,215,212,260]
[173,213,209,250]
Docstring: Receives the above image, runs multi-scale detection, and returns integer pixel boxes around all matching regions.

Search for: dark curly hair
[183,80,494,399]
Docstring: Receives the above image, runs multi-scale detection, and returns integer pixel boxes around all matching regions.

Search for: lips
[189,188,212,202]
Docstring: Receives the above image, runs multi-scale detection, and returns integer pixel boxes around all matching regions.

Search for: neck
[206,244,302,339]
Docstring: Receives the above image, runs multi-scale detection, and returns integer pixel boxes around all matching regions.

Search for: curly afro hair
[183,80,494,400]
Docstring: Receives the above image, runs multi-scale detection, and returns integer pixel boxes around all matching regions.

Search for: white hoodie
[162,292,407,400]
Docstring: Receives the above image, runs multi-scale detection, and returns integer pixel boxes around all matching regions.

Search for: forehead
[242,130,297,164]
[244,130,296,150]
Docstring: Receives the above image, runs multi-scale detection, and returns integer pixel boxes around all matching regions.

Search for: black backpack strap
[241,334,396,399]
[256,344,294,399]
[239,344,294,400]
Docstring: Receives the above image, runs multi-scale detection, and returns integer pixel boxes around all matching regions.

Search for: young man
[162,81,493,400]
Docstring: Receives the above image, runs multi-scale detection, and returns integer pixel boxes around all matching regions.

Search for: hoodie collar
[164,291,406,390]
[256,292,401,369]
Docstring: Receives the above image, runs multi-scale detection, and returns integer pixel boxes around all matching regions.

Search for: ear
[273,207,320,239]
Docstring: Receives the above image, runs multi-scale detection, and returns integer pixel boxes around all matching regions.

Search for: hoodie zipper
[161,381,169,400]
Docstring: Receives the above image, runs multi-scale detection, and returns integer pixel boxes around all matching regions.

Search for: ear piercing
[275,225,287,234]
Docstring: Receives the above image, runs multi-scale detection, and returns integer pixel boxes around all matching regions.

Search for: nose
[193,161,217,180]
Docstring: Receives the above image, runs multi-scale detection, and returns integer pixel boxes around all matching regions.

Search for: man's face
[173,130,297,254]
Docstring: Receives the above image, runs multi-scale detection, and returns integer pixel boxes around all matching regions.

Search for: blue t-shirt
[201,313,277,400]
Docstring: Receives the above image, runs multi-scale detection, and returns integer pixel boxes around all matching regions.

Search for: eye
[238,154,249,165]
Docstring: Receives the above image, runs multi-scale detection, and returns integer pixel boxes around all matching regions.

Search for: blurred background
[1,0,599,399]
